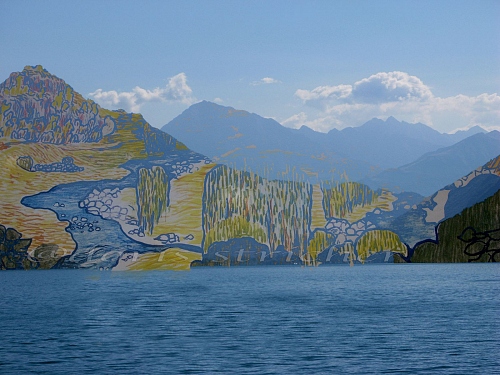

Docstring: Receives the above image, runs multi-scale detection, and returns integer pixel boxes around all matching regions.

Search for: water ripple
[0,264,499,374]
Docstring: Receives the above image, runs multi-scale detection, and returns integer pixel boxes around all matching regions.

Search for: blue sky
[1,0,499,133]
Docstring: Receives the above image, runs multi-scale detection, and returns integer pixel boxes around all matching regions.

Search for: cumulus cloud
[251,77,281,86]
[296,72,432,105]
[352,71,432,103]
[89,73,195,113]
[213,97,224,104]
[89,89,140,112]
[293,71,500,133]
[282,112,308,128]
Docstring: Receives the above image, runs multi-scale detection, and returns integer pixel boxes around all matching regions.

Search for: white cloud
[251,77,281,86]
[162,73,194,103]
[89,73,195,113]
[295,84,352,102]
[89,89,140,112]
[282,112,308,128]
[293,71,500,133]
[352,71,433,103]
[282,112,346,132]
[213,97,224,104]
[296,72,432,106]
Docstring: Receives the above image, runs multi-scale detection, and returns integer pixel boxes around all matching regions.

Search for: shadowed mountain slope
[363,131,500,196]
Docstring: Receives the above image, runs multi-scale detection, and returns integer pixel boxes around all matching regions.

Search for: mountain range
[162,101,495,196]
[163,100,373,182]
[362,131,500,196]
[0,65,499,270]
[293,116,486,168]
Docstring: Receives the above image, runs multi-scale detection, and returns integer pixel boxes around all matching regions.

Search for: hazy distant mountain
[363,131,500,196]
[446,125,486,143]
[161,101,373,181]
[293,117,486,169]
[162,100,301,155]
[162,101,487,182]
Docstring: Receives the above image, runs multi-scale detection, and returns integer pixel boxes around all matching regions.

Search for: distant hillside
[363,131,500,196]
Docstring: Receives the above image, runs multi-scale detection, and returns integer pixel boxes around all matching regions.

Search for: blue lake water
[0,264,499,374]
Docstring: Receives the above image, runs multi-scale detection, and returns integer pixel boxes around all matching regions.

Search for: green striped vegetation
[407,189,500,263]
[204,216,268,249]
[357,230,406,263]
[136,166,169,235]
[321,181,379,219]
[307,230,335,265]
[202,165,313,256]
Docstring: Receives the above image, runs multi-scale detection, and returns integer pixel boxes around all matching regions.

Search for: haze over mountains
[162,100,373,182]
[293,117,486,168]
[363,131,500,196]
[162,101,495,196]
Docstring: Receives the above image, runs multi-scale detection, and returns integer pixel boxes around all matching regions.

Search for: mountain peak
[385,116,399,124]
[188,100,242,115]
[23,65,47,73]
[450,125,486,135]
[0,65,116,144]
[298,125,316,133]
[193,100,222,108]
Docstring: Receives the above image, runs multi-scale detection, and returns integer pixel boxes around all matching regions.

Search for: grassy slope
[311,184,327,230]
[118,163,216,247]
[0,109,148,261]
[0,141,130,257]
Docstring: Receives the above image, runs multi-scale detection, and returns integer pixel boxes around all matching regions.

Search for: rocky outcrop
[0,224,38,270]
[325,218,377,246]
[79,188,128,221]
[0,65,115,144]
[17,155,84,172]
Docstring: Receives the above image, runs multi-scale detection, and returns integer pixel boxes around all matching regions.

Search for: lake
[0,264,498,374]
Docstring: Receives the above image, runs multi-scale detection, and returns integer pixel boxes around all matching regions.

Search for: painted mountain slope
[0,65,116,144]
[363,131,500,196]
[0,65,189,155]
[0,68,412,269]
[0,66,208,270]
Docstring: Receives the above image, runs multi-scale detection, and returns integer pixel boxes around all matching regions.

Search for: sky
[1,0,499,133]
